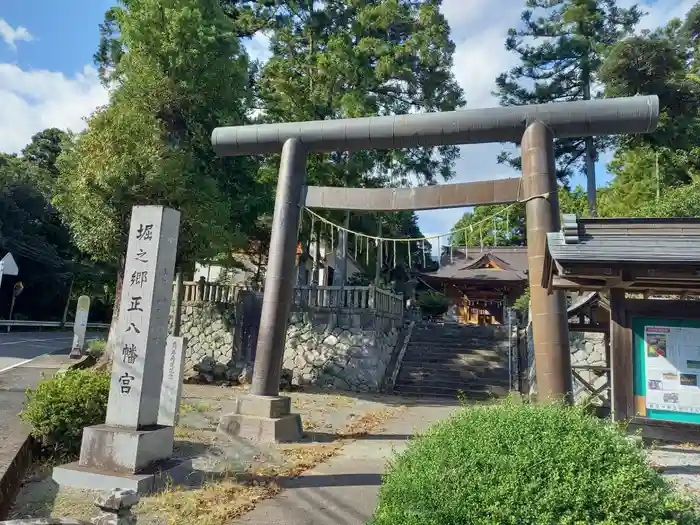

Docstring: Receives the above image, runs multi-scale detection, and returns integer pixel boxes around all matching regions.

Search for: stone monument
[54,205,185,493]
[69,295,90,359]
[158,336,186,427]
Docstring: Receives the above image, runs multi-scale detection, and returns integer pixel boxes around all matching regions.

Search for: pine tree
[495,0,641,215]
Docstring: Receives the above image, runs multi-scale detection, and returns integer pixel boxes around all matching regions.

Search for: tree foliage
[599,3,700,217]
[256,0,465,189]
[56,0,261,267]
[495,0,641,183]
[451,204,526,247]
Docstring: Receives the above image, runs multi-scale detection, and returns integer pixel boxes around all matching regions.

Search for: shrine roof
[543,216,700,293]
[546,215,700,265]
[420,246,528,282]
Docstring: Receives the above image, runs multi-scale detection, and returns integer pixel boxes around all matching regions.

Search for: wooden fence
[182,280,404,318]
[182,281,261,303]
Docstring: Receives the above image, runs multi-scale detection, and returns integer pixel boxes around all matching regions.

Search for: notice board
[633,316,700,424]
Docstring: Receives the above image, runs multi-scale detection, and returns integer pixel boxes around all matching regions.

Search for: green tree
[495,0,641,213]
[599,4,700,217]
[257,0,464,188]
[54,0,260,344]
[634,181,700,218]
[22,129,69,199]
[451,204,526,247]
[255,0,463,280]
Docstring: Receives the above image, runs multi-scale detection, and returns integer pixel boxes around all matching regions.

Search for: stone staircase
[393,321,512,399]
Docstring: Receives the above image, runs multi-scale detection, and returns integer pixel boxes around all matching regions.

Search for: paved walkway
[0,348,89,518]
[236,401,460,525]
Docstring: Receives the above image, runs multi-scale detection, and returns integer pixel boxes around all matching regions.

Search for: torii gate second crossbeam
[211,95,659,441]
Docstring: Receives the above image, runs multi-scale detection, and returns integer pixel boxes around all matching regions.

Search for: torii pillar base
[217,394,302,443]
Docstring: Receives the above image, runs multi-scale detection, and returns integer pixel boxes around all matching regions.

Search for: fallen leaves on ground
[139,404,405,525]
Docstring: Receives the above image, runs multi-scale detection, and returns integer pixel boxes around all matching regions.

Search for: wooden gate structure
[210,95,659,440]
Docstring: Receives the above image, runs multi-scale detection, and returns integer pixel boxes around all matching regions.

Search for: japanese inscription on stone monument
[105,206,180,429]
[158,336,186,427]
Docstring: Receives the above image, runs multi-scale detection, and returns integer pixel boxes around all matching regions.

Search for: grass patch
[179,401,212,415]
[86,339,106,359]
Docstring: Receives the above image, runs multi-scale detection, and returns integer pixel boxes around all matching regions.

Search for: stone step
[395,376,510,390]
[397,370,510,386]
[407,339,508,347]
[409,333,509,342]
[393,381,510,399]
[408,340,509,350]
[404,344,508,355]
[398,363,509,378]
[412,326,509,336]
[401,353,507,366]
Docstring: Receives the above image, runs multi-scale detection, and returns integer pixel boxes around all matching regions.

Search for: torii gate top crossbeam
[303,178,522,211]
[212,95,659,156]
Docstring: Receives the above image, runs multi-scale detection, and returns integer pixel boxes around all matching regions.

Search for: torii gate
[212,95,659,441]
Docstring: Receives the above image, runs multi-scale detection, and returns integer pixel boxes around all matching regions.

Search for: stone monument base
[53,424,184,495]
[217,394,302,443]
[53,458,191,494]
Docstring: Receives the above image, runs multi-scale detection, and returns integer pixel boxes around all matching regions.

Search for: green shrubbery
[87,338,107,359]
[370,400,699,525]
[20,369,110,456]
[417,291,450,318]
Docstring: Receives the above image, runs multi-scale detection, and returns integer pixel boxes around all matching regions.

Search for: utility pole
[656,150,661,202]
[583,66,597,217]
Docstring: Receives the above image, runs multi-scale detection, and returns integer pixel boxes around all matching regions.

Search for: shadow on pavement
[281,472,383,489]
[302,432,413,443]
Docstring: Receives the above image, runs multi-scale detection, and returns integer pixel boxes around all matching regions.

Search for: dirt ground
[9,385,409,525]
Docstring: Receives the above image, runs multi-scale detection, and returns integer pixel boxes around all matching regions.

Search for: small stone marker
[106,206,180,428]
[69,295,91,359]
[158,335,186,427]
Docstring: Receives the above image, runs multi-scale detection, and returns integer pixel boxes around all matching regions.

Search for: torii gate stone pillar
[213,95,659,442]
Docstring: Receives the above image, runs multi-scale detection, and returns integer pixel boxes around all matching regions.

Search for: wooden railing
[293,285,403,317]
[182,281,261,303]
[181,280,404,318]
[293,285,371,309]
[374,287,404,317]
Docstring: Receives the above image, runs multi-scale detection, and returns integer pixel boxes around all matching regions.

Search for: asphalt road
[0,331,101,373]
[0,331,103,503]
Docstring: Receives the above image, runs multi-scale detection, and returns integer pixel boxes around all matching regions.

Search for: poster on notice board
[645,325,700,413]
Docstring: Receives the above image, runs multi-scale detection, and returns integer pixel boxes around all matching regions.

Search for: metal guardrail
[0,320,110,329]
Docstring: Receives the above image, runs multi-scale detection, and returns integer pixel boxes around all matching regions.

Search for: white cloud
[0,64,108,154]
[0,19,34,50]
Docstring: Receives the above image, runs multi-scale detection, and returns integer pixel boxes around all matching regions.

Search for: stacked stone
[282,321,399,392]
[570,332,608,404]
[179,304,234,375]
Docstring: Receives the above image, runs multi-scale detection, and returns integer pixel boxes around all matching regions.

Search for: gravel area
[648,444,700,501]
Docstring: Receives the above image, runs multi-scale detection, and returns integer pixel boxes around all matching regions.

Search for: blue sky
[0,0,695,249]
[0,2,113,75]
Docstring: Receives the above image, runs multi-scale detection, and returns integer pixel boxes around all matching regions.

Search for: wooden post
[196,276,205,301]
[610,288,633,420]
[172,270,184,336]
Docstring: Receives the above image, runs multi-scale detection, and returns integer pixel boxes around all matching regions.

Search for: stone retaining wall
[179,303,235,376]
[524,326,609,404]
[169,290,402,391]
[282,310,402,392]
[168,289,262,382]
